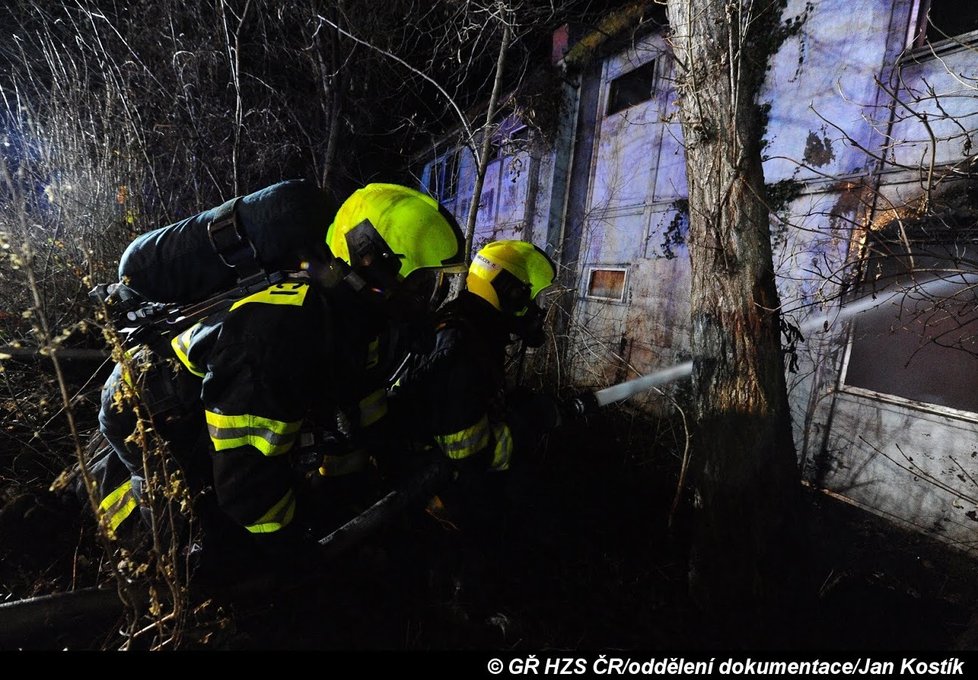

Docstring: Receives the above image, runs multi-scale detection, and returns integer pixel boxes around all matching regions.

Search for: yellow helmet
[326,183,465,282]
[467,240,556,316]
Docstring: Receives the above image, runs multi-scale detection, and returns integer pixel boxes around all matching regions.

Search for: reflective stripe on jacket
[433,416,513,470]
[167,281,326,532]
[245,489,297,534]
[98,478,139,534]
[394,292,513,471]
[172,281,396,533]
[205,410,302,457]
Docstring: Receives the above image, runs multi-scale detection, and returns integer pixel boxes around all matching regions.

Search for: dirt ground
[2,387,976,652]
[218,411,978,652]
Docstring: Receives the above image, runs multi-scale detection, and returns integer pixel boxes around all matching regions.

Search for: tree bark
[666,0,804,613]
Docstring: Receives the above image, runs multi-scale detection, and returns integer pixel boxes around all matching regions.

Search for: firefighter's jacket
[96,279,397,538]
[391,292,519,472]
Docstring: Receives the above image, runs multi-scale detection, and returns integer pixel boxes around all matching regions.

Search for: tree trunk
[666,0,804,613]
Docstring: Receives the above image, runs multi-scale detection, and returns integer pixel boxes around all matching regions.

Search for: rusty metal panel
[623,257,692,374]
[567,297,631,389]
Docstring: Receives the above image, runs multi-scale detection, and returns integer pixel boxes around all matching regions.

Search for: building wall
[417,0,978,553]
[781,2,978,551]
[420,118,545,250]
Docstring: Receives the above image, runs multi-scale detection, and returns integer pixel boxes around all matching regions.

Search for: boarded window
[606,61,657,116]
[586,268,627,301]
[843,230,978,413]
[912,0,978,47]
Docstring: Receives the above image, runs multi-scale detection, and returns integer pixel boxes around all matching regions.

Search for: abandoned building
[415,0,978,554]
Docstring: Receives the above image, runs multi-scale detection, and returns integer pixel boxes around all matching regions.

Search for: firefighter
[384,240,561,623]
[391,239,560,474]
[69,183,466,576]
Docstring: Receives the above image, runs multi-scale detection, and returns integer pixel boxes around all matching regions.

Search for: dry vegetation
[0,0,976,651]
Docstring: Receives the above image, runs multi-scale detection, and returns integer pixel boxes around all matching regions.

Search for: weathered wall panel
[580,209,647,265]
[567,297,631,389]
[890,44,978,170]
[623,257,692,374]
[497,151,531,226]
[815,393,978,551]
[589,40,669,212]
[762,0,914,182]
[772,190,860,463]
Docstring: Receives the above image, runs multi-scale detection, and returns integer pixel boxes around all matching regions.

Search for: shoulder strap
[206,197,262,281]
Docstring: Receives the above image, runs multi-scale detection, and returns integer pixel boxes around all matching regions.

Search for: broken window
[586,267,627,301]
[606,61,657,116]
[910,0,978,47]
[843,224,978,413]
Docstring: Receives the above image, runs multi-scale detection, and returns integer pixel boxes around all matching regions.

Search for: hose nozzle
[561,390,600,420]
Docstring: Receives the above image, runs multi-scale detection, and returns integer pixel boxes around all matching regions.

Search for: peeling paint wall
[417,0,978,554]
[762,0,911,181]
[765,2,978,551]
[561,0,978,555]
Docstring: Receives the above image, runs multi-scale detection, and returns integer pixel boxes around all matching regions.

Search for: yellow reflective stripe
[98,479,138,532]
[245,489,296,534]
[170,323,204,377]
[205,410,302,456]
[490,422,513,471]
[434,414,491,460]
[365,337,380,369]
[120,350,135,389]
[358,388,388,427]
[229,282,309,311]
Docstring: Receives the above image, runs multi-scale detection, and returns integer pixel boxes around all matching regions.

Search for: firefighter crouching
[391,240,561,475]
[384,240,564,618]
[0,183,466,583]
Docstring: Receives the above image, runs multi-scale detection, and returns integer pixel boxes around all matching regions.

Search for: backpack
[119,179,334,302]
[92,179,336,348]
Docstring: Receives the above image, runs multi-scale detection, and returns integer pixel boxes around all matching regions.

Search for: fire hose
[0,362,693,647]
